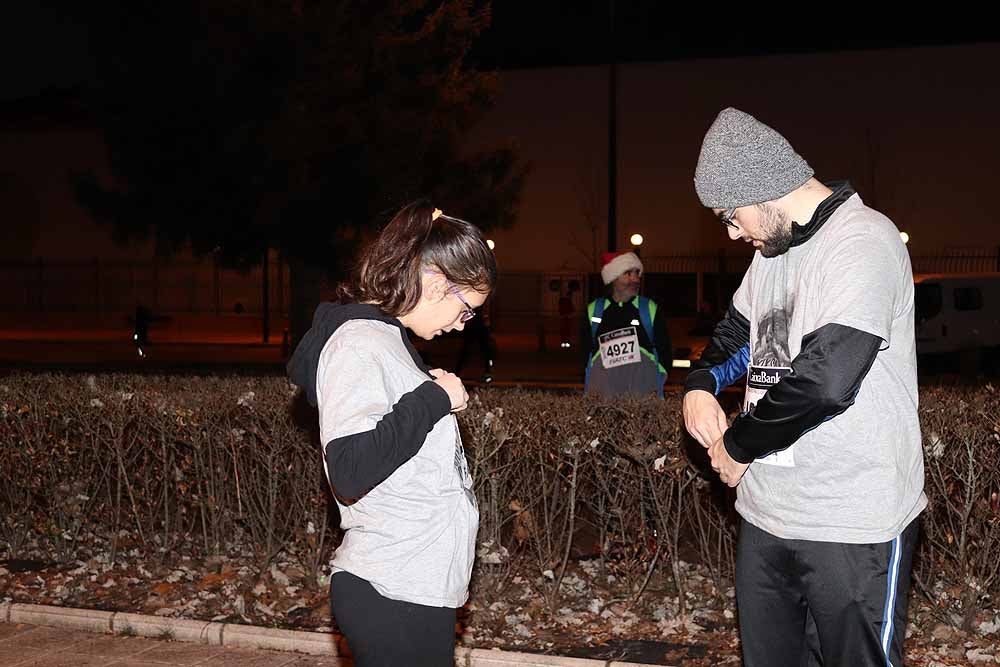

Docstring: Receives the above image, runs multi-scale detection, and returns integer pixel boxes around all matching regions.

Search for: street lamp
[487,239,495,250]
[899,232,909,245]
[630,233,643,247]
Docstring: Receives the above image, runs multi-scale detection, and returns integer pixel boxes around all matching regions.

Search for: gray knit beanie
[694,108,814,209]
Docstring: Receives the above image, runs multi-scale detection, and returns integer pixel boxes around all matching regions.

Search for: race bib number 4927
[599,327,640,369]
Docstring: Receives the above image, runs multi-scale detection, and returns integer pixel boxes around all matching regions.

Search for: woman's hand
[430,369,469,412]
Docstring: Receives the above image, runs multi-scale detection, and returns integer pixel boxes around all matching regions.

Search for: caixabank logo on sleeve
[746,364,791,412]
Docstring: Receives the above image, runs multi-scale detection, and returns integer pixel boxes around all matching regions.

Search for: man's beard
[756,203,794,258]
[614,283,639,301]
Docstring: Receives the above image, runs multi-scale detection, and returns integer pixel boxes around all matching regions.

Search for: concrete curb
[458,647,602,666]
[222,622,337,655]
[10,603,114,634]
[455,648,664,666]
[113,612,223,645]
[6,603,337,655]
[4,603,667,666]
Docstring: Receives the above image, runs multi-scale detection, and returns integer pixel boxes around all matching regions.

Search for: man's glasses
[447,282,476,323]
[718,208,739,229]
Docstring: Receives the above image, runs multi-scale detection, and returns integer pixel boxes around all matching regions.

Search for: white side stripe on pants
[881,534,902,667]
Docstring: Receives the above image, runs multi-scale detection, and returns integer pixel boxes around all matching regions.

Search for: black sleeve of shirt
[723,323,883,464]
[325,381,452,501]
[683,301,751,395]
[652,306,672,371]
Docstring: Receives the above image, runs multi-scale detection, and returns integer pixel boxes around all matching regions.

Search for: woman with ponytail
[287,200,495,666]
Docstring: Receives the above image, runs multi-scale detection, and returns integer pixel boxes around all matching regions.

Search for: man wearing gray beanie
[682,108,925,666]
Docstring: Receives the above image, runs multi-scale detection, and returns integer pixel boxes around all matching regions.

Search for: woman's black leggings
[329,571,457,667]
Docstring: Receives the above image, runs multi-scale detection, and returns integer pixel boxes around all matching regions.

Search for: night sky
[471,4,998,69]
[4,3,998,101]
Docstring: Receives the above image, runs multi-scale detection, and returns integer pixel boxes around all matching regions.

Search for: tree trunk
[288,255,326,353]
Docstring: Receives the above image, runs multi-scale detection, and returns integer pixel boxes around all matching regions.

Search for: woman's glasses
[448,283,476,323]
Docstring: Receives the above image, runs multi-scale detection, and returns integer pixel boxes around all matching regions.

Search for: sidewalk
[0,603,664,667]
[0,622,346,666]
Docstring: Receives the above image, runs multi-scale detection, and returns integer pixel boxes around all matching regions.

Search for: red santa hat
[600,251,643,285]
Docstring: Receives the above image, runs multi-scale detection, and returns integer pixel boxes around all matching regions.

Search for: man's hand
[708,435,750,487]
[682,390,729,448]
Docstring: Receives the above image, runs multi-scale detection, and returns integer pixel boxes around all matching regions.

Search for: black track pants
[735,518,919,667]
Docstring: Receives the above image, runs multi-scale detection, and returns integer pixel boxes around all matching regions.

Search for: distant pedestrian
[583,251,671,397]
[132,304,151,357]
[558,291,574,348]
[457,295,496,382]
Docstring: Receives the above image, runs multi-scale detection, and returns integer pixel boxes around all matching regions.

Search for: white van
[914,273,1000,355]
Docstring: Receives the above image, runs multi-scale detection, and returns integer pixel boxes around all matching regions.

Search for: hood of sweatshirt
[286,302,431,407]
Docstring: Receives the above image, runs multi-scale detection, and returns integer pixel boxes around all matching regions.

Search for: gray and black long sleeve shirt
[287,303,478,607]
[683,183,926,543]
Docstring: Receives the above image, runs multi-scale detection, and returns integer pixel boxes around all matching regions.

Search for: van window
[915,283,942,321]
[954,287,983,311]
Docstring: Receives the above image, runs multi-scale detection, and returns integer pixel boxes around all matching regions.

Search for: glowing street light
[899,232,909,245]
[629,233,644,247]
[486,239,495,250]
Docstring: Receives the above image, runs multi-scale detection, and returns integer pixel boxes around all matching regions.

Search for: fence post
[537,274,547,352]
[714,249,726,319]
[262,249,270,344]
[94,257,101,320]
[277,249,286,316]
[152,258,159,312]
[696,269,704,315]
[214,257,221,316]
[36,257,44,312]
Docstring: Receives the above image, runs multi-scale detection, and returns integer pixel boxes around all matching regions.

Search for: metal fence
[0,257,288,317]
[2,250,996,326]
[911,250,1000,275]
